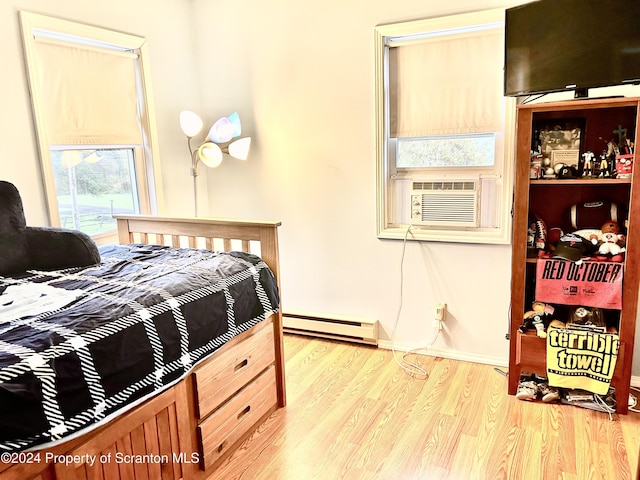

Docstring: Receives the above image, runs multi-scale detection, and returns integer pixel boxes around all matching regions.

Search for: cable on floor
[389,225,440,379]
[592,394,616,421]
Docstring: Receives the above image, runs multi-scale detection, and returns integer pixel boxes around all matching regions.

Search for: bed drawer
[198,365,277,470]
[194,320,275,419]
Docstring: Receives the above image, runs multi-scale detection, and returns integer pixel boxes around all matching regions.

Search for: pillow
[26,227,100,271]
[0,231,30,276]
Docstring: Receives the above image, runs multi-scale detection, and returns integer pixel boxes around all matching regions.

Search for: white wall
[3,0,639,376]
[189,0,525,366]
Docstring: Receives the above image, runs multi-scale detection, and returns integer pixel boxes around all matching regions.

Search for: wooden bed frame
[0,215,286,480]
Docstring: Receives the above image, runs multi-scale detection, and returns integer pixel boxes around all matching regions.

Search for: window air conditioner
[410,179,479,227]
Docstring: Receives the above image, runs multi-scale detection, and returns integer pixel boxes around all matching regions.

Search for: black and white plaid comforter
[0,245,279,453]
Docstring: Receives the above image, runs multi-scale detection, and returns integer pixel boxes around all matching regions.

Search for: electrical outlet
[435,302,447,321]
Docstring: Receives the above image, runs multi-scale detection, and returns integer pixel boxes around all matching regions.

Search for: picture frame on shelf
[533,118,586,172]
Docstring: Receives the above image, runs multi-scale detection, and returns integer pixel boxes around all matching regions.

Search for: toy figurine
[599,152,611,177]
[519,301,555,338]
[607,138,620,158]
[620,133,634,155]
[582,151,595,177]
[593,221,626,256]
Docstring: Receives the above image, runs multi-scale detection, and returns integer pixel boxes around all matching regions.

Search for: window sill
[377,224,512,245]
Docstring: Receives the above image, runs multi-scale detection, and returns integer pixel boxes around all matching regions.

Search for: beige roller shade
[34,38,142,146]
[389,28,503,138]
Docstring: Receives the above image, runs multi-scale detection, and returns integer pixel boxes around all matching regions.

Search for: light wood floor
[214,335,640,480]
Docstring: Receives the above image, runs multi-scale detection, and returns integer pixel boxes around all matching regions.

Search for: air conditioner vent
[410,179,479,227]
[412,181,476,192]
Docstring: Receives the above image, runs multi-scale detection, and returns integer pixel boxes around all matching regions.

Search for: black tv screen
[504,0,640,97]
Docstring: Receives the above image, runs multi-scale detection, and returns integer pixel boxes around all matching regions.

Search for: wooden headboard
[114,215,281,286]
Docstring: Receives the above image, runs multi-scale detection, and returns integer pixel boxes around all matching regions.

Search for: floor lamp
[179,110,251,216]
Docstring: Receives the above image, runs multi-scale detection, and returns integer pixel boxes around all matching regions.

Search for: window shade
[34,38,142,145]
[389,28,503,138]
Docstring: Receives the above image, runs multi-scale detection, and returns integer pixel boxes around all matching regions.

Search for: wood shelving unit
[508,97,640,414]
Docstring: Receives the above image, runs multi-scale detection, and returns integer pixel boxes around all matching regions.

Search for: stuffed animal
[590,220,626,256]
[519,301,555,338]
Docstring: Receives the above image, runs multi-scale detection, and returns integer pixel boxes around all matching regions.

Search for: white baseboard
[283,311,378,346]
[377,339,507,368]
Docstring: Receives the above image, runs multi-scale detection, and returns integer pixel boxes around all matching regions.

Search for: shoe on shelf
[538,383,560,403]
[516,380,538,401]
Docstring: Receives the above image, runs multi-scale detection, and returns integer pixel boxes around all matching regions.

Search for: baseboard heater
[282,311,379,346]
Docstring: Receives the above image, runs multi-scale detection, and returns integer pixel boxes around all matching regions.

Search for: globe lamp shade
[179,110,204,138]
[228,137,251,160]
[197,142,223,168]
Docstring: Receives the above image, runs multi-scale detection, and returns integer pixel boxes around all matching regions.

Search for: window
[396,134,495,168]
[51,148,142,233]
[20,12,163,243]
[374,9,515,244]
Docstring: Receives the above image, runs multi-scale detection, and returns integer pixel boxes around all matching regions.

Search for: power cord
[593,394,616,421]
[390,225,440,379]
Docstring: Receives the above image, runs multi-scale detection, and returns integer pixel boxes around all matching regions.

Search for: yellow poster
[546,326,619,395]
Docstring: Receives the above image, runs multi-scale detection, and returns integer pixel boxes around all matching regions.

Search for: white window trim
[375,9,516,244]
[20,11,164,242]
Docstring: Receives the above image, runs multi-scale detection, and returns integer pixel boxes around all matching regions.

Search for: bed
[0,215,286,480]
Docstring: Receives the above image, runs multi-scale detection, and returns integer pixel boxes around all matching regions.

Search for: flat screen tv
[504,0,640,97]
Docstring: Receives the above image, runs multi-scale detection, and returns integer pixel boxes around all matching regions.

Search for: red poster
[535,259,623,309]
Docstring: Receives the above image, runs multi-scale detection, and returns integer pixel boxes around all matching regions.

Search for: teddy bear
[590,220,626,256]
[519,301,555,338]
